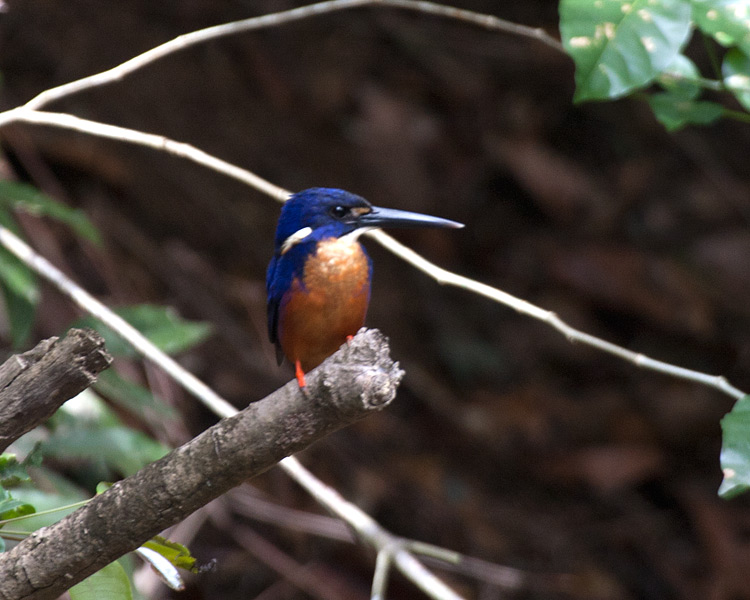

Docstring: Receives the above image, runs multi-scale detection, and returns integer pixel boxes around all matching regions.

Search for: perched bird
[267,188,463,386]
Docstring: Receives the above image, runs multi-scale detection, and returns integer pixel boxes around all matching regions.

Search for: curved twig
[24,0,562,110]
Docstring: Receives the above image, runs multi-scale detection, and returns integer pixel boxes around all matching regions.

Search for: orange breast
[278,237,371,372]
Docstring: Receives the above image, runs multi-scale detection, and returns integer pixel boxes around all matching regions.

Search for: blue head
[273,187,463,254]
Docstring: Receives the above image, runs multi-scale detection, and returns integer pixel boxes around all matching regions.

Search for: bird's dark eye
[329,205,349,220]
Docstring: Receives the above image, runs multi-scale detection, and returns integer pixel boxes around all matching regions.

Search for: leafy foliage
[0,486,35,522]
[42,390,170,479]
[559,0,750,130]
[69,560,133,600]
[723,48,750,110]
[692,0,750,54]
[0,181,100,244]
[560,0,692,101]
[0,453,33,487]
[0,181,101,347]
[0,453,38,552]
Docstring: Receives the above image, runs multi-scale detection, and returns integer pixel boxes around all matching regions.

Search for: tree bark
[0,328,403,600]
[0,328,112,453]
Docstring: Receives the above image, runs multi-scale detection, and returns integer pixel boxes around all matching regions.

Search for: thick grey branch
[0,328,402,600]
[0,328,112,453]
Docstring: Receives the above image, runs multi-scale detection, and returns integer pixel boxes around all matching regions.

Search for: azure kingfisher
[267,188,463,386]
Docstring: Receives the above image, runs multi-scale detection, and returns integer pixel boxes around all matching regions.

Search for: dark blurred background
[2,1,750,598]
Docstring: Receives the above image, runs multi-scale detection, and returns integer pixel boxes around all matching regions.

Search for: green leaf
[0,454,31,487]
[0,279,37,348]
[0,208,39,347]
[43,425,169,477]
[142,536,198,573]
[7,475,88,531]
[720,394,750,498]
[647,92,725,129]
[0,486,35,521]
[560,0,693,101]
[0,181,101,244]
[69,560,133,600]
[693,0,750,54]
[657,53,703,99]
[96,481,113,495]
[0,245,37,305]
[723,48,750,110]
[0,497,36,521]
[72,304,212,358]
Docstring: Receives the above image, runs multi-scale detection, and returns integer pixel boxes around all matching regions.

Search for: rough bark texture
[0,328,112,453]
[0,328,402,600]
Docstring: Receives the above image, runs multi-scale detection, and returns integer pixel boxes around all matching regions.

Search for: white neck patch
[280,227,313,255]
[339,227,374,244]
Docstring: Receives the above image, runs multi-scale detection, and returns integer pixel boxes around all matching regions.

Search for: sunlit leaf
[657,53,702,99]
[73,304,212,358]
[560,0,692,101]
[96,481,113,495]
[142,536,198,573]
[69,560,133,600]
[723,48,750,110]
[0,181,101,244]
[719,394,750,498]
[693,0,750,54]
[647,93,724,129]
[0,486,35,521]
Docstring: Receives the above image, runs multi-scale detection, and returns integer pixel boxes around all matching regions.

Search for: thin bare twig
[0,108,289,202]
[23,0,561,110]
[367,229,747,401]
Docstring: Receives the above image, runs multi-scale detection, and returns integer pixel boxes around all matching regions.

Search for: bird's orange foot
[295,359,307,388]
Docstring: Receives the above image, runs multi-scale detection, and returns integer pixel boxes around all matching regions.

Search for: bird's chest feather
[300,237,371,305]
[279,238,371,370]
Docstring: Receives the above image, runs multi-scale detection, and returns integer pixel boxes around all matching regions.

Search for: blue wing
[266,254,285,364]
[266,246,309,365]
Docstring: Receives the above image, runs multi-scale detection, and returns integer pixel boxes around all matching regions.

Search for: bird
[266,187,463,387]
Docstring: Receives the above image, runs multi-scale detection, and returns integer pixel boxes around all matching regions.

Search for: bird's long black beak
[358,206,464,230]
